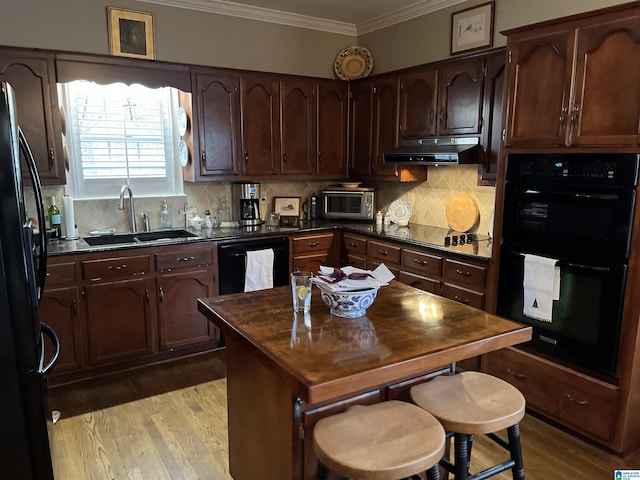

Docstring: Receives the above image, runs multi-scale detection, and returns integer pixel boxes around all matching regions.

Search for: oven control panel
[507,153,639,187]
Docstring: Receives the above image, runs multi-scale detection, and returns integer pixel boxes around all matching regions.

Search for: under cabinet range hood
[383,137,481,165]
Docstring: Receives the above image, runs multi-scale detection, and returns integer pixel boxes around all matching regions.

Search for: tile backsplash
[36,165,495,237]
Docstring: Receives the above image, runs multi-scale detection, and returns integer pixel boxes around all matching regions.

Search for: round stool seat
[410,371,526,435]
[313,400,446,480]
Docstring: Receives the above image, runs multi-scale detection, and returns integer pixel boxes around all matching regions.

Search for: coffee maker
[232,182,262,227]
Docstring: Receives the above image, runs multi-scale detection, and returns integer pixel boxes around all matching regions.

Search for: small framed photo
[273,197,301,226]
[107,7,156,60]
[450,1,494,55]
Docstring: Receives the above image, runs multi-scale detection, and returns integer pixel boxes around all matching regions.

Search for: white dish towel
[523,254,560,322]
[244,248,275,292]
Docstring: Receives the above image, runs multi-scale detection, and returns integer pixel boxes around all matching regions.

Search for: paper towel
[63,195,77,239]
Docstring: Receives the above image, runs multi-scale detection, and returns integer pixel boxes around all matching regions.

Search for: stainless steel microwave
[321,187,375,220]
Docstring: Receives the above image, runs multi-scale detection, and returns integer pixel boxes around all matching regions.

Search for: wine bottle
[48,196,62,238]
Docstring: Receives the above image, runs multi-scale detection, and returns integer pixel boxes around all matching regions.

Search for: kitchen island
[198,281,531,480]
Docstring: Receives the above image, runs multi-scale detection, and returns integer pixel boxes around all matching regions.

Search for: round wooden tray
[445,193,479,232]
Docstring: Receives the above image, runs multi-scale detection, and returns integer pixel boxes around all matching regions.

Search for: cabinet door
[571,16,640,146]
[438,58,485,135]
[349,80,373,177]
[195,72,241,176]
[479,52,505,186]
[0,50,64,184]
[505,29,575,147]
[39,287,83,375]
[240,74,280,175]
[317,80,348,177]
[372,76,400,178]
[293,253,329,273]
[157,269,218,350]
[280,79,315,175]
[400,68,438,139]
[84,278,155,366]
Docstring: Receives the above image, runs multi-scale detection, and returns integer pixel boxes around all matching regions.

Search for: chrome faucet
[118,184,137,232]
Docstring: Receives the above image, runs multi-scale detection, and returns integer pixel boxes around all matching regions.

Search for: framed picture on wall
[107,7,156,60]
[273,197,301,226]
[450,1,494,55]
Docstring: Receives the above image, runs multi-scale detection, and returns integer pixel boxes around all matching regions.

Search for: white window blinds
[62,81,183,199]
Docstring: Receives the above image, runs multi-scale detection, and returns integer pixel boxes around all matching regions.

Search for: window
[61,81,183,199]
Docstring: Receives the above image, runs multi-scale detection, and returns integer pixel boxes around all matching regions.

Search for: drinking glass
[291,271,313,313]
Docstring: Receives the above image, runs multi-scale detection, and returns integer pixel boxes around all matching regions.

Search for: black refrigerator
[0,81,59,479]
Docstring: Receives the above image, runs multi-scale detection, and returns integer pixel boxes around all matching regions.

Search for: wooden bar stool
[410,372,526,480]
[313,400,446,480]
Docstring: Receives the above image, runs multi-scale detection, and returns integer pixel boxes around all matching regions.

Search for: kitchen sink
[83,229,198,246]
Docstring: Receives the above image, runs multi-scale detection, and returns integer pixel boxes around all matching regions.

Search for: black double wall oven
[497,153,639,376]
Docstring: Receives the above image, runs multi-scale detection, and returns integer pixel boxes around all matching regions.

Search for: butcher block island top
[198,281,531,480]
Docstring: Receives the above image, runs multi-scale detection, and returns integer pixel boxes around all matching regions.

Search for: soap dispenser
[160,199,172,229]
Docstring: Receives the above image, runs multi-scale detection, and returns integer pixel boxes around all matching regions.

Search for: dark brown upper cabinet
[349,80,374,178]
[437,58,485,136]
[280,78,315,176]
[504,6,640,148]
[0,49,65,185]
[399,68,438,140]
[240,74,281,176]
[478,52,506,186]
[186,71,241,179]
[317,79,348,178]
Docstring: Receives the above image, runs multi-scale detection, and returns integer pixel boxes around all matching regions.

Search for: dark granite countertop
[47,220,492,259]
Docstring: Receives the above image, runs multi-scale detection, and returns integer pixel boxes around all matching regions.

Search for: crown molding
[357,0,468,35]
[138,0,357,36]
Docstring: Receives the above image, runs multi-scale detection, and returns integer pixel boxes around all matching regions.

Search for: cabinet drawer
[398,271,441,294]
[343,234,368,256]
[292,233,334,254]
[346,254,367,269]
[442,283,485,309]
[155,247,213,271]
[82,255,150,282]
[46,261,78,287]
[402,248,442,276]
[368,240,401,265]
[484,347,619,442]
[443,258,487,289]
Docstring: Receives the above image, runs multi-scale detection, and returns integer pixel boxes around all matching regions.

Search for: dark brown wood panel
[348,81,373,177]
[316,79,348,177]
[505,28,575,147]
[195,72,241,176]
[240,74,280,175]
[280,78,315,175]
[438,57,484,135]
[400,68,438,139]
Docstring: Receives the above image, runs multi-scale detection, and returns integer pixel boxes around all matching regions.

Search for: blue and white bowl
[317,285,379,318]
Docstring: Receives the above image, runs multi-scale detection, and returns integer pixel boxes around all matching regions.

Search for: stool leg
[316,460,330,480]
[453,433,469,480]
[507,423,525,480]
[466,435,474,473]
[426,465,441,480]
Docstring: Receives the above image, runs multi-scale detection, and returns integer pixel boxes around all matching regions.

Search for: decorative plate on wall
[334,46,374,81]
[177,107,188,137]
[178,140,189,167]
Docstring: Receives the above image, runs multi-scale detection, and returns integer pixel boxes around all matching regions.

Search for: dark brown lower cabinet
[84,278,156,366]
[157,270,218,350]
[39,286,83,374]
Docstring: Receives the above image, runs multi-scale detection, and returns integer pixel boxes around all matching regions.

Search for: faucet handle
[141,212,151,232]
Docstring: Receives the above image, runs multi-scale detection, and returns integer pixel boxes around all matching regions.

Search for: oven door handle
[520,189,619,201]
[512,251,611,272]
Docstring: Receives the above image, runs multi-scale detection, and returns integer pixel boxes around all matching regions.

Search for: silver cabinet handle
[159,287,164,302]
[566,393,589,406]
[455,268,472,277]
[414,258,428,266]
[506,368,525,379]
[377,250,389,256]
[177,256,195,262]
[109,264,127,270]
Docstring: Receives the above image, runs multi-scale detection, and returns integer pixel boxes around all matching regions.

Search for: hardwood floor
[49,350,640,479]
